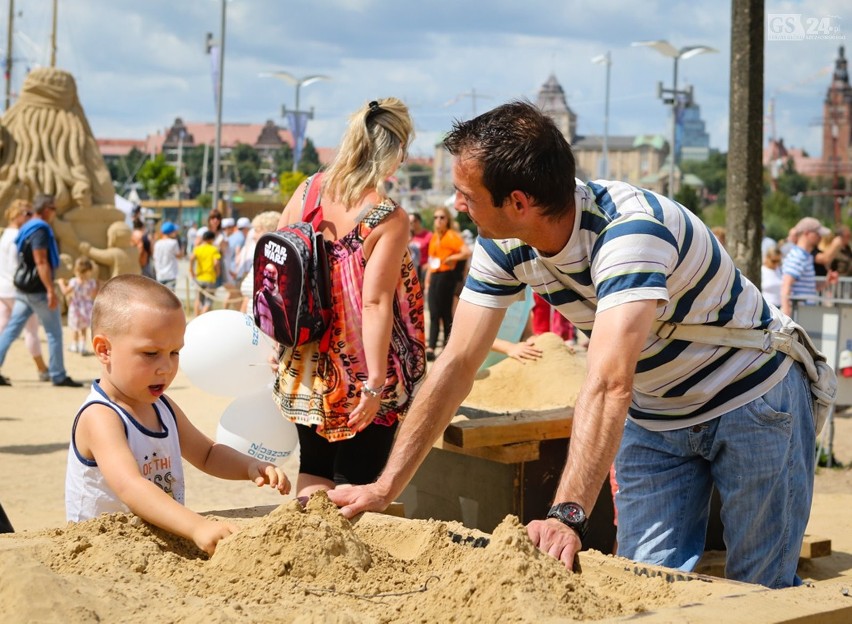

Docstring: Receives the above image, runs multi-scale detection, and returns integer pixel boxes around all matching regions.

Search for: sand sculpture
[0,67,125,277]
[79,221,141,278]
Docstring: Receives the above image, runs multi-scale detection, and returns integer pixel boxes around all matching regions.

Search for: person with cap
[153,221,184,292]
[780,216,837,316]
[0,194,82,387]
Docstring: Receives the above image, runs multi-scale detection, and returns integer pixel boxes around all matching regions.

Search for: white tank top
[65,382,185,522]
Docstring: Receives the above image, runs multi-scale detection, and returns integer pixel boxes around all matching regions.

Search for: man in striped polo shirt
[329,101,816,588]
[780,216,829,316]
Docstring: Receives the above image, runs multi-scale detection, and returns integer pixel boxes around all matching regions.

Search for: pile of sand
[464,332,586,411]
[1,493,717,623]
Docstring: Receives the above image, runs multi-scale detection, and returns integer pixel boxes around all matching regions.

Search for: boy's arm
[170,399,290,493]
[77,404,238,554]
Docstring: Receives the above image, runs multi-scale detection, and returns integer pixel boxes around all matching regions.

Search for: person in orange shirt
[424,206,471,360]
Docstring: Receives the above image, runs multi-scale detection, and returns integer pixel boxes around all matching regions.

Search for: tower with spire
[822,46,852,180]
[536,74,577,143]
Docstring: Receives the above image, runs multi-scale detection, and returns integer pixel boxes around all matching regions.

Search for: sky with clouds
[4,0,849,161]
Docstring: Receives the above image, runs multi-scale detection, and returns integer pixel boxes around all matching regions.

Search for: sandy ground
[1,325,852,622]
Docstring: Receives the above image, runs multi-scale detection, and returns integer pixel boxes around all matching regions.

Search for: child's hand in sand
[193,518,239,555]
[505,337,543,363]
[249,462,291,494]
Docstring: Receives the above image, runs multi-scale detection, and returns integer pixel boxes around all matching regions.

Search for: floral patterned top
[273,181,426,441]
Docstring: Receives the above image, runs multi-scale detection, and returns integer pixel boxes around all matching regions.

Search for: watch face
[562,503,584,523]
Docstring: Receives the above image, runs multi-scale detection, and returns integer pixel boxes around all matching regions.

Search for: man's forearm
[551,377,629,515]
[375,351,478,501]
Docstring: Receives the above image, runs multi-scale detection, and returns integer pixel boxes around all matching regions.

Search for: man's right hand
[326,484,390,520]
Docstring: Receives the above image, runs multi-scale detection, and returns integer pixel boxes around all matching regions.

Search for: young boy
[65,275,290,554]
[190,229,221,315]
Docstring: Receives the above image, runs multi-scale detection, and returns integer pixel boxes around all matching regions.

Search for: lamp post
[262,71,330,172]
[591,52,612,179]
[632,40,716,197]
[205,0,227,213]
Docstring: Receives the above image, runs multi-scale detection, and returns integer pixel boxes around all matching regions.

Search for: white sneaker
[68,344,78,353]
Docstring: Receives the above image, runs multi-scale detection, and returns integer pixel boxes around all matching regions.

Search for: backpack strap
[302,173,324,229]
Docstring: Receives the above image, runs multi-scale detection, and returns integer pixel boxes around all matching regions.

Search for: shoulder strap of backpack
[302,173,324,229]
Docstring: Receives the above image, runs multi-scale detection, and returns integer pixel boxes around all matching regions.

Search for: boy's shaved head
[92,275,183,336]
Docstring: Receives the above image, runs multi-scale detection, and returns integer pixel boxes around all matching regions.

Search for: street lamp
[632,40,717,196]
[205,0,228,213]
[591,52,612,179]
[261,71,330,172]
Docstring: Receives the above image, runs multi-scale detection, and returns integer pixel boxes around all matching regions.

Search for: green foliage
[674,185,701,218]
[182,145,210,197]
[298,139,322,175]
[273,144,294,174]
[774,158,809,197]
[681,151,727,204]
[763,192,802,239]
[196,193,212,209]
[137,154,178,200]
[229,143,262,192]
[279,171,308,204]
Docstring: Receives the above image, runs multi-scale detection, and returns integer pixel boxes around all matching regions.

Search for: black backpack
[253,174,332,347]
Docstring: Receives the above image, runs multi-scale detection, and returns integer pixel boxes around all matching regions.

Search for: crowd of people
[0,98,840,593]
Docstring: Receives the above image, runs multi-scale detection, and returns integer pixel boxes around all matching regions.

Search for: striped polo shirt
[460,179,792,431]
[781,245,818,303]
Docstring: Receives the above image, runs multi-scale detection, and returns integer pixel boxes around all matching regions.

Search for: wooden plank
[800,535,831,559]
[444,408,573,448]
[435,438,541,464]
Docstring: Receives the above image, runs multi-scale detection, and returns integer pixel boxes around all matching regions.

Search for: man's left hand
[526,518,583,570]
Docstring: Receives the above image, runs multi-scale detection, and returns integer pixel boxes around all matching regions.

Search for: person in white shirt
[761,246,783,308]
[152,221,183,291]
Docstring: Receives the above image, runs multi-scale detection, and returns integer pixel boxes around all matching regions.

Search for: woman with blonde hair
[0,199,49,381]
[273,98,426,496]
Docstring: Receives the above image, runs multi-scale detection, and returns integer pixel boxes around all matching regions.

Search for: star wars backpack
[252,174,332,347]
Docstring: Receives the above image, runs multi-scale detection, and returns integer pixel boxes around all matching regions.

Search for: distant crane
[444,88,492,119]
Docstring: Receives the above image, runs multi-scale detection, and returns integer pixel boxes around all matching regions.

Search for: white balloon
[181,310,274,397]
[216,388,298,464]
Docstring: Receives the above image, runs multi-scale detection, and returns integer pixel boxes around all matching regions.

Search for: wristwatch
[546,502,588,541]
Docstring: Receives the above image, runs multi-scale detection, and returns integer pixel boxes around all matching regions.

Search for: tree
[279,171,307,204]
[681,151,727,203]
[298,139,322,175]
[230,143,262,191]
[775,158,809,197]
[137,154,178,200]
[674,185,701,217]
[273,144,294,174]
[183,145,211,197]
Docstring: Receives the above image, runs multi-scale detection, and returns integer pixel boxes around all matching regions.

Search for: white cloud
[2,0,845,163]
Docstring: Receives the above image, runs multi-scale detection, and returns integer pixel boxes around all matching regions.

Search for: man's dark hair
[443,100,576,220]
[410,212,423,224]
[33,194,56,214]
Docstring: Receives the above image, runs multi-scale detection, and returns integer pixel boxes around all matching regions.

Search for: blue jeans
[0,291,67,382]
[615,363,815,588]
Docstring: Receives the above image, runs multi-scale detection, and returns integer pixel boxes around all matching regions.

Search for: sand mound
[0,492,696,622]
[464,332,586,411]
